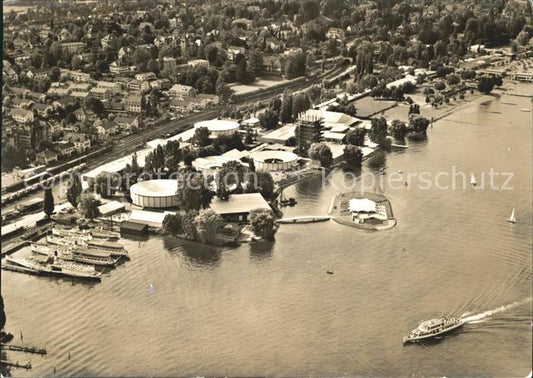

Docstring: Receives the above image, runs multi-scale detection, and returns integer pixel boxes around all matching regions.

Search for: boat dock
[1,359,32,369]
[1,343,47,355]
[277,215,332,224]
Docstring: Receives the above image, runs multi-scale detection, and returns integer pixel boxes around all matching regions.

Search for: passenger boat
[403,317,464,343]
[91,227,120,239]
[4,256,101,281]
[46,234,86,247]
[51,227,91,239]
[86,239,128,257]
[67,247,121,267]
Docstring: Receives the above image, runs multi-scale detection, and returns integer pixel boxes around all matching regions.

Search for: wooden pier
[277,215,332,224]
[1,359,32,369]
[2,343,47,355]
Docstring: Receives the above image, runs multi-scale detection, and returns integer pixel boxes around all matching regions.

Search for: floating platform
[277,216,332,224]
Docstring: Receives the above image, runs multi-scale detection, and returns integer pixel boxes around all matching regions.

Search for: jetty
[277,215,332,224]
[1,360,32,369]
[1,343,47,355]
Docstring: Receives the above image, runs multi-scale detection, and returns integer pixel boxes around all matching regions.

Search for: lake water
[2,84,532,377]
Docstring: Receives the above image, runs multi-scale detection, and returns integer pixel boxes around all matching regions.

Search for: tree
[176,170,212,211]
[409,114,430,134]
[249,208,277,240]
[194,209,221,245]
[309,142,333,168]
[0,294,5,331]
[258,108,279,130]
[477,76,496,94]
[292,92,311,119]
[217,160,246,199]
[78,192,101,220]
[285,52,306,79]
[163,213,182,236]
[44,188,55,218]
[389,119,408,139]
[345,129,366,146]
[85,97,105,115]
[248,50,264,77]
[446,74,460,86]
[193,126,211,147]
[94,172,119,198]
[235,56,255,84]
[280,90,293,123]
[251,171,275,201]
[369,117,388,144]
[67,173,82,208]
[343,145,363,168]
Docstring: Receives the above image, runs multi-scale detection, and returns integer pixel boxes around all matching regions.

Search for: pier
[277,215,332,224]
[2,343,47,355]
[1,360,32,369]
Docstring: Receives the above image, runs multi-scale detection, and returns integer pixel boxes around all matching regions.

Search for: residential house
[326,27,345,40]
[36,149,59,165]
[169,84,196,100]
[95,119,119,137]
[31,103,54,118]
[90,87,111,100]
[11,97,34,109]
[27,68,51,82]
[55,141,77,157]
[114,116,139,131]
[69,83,92,93]
[187,59,209,68]
[154,35,176,48]
[47,84,71,97]
[61,42,85,54]
[135,72,157,82]
[96,80,122,94]
[123,95,143,113]
[73,108,87,122]
[64,132,91,153]
[109,62,130,75]
[150,78,171,90]
[11,108,34,123]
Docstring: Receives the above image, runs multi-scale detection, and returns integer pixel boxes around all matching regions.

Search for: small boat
[507,208,516,223]
[470,173,477,186]
[326,270,334,275]
[403,317,464,343]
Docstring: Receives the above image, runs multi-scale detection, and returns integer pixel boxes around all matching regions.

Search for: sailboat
[470,173,477,186]
[507,208,516,223]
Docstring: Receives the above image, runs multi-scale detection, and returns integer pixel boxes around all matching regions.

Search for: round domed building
[194,119,240,138]
[251,150,299,172]
[130,179,178,208]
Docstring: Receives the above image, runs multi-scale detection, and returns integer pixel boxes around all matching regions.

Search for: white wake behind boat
[507,208,516,223]
[470,173,477,186]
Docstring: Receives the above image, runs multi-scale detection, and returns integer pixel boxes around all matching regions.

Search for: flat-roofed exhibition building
[194,119,240,138]
[251,150,299,172]
[130,179,178,208]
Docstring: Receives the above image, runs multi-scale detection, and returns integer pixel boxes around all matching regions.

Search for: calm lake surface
[2,84,532,377]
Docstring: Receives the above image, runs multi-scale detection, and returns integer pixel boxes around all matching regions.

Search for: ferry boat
[4,256,102,281]
[67,247,121,267]
[47,234,128,257]
[52,227,120,240]
[86,239,128,257]
[403,317,464,343]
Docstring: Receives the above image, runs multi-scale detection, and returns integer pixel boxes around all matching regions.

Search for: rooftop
[210,193,271,215]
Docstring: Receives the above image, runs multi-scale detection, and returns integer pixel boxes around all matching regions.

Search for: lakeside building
[210,193,271,222]
[130,179,178,208]
[250,150,299,172]
[257,124,296,145]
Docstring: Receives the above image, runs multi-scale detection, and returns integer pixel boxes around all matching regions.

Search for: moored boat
[4,255,101,281]
[403,317,464,343]
[68,247,121,267]
[86,239,128,257]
